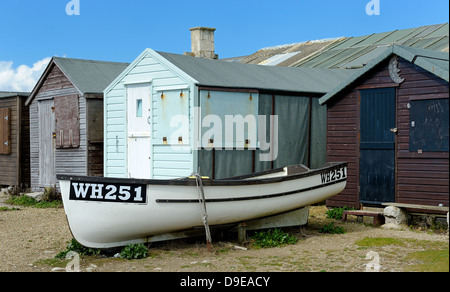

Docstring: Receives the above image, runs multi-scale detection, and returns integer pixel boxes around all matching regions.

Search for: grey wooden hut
[25,57,129,191]
[0,91,30,187]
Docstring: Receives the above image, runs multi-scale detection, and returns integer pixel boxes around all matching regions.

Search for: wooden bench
[342,210,385,226]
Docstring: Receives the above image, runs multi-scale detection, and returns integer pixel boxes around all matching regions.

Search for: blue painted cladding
[104,51,194,179]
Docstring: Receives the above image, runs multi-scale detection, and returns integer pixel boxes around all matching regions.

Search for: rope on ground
[192,172,212,250]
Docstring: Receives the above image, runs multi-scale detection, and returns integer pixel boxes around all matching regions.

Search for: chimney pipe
[184,27,218,59]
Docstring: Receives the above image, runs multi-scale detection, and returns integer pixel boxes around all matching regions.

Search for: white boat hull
[58,163,347,248]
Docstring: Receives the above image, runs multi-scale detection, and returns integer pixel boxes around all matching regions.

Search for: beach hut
[25,57,129,191]
[103,48,354,180]
[319,45,449,209]
[0,91,30,187]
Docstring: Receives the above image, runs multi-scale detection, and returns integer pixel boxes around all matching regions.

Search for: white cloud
[0,57,51,92]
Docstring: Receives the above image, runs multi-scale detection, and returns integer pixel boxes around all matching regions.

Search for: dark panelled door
[359,88,396,204]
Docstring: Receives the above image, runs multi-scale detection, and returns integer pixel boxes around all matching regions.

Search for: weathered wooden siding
[326,88,359,208]
[326,57,449,208]
[104,52,194,179]
[29,64,87,191]
[29,101,39,189]
[0,96,29,186]
[86,99,104,176]
[19,97,30,187]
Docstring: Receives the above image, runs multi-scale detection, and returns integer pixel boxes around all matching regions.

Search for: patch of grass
[355,237,405,247]
[319,222,345,234]
[34,258,67,269]
[216,247,231,254]
[250,228,298,248]
[405,249,449,272]
[5,195,62,208]
[0,206,21,211]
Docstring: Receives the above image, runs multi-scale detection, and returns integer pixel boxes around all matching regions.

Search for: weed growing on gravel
[0,206,20,211]
[6,195,62,208]
[120,243,148,260]
[319,222,346,234]
[326,207,355,220]
[251,228,298,248]
[55,239,101,259]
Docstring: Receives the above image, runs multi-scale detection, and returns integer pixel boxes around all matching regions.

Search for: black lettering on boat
[72,183,90,199]
[320,173,327,184]
[69,181,147,203]
[320,167,347,184]
[90,184,104,199]
[105,185,117,200]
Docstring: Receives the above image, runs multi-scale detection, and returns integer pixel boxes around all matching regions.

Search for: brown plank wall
[326,57,449,208]
[0,95,30,186]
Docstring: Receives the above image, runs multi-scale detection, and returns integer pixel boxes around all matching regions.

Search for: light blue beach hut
[103,48,353,180]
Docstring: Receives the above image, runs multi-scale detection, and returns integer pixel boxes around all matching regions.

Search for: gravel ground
[1,190,448,272]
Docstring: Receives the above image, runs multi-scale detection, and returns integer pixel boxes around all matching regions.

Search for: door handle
[390,128,398,133]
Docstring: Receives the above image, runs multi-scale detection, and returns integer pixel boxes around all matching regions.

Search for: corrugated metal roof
[237,24,448,70]
[157,51,356,94]
[53,57,130,94]
[237,38,343,67]
[259,52,300,66]
[0,91,29,99]
[319,45,449,105]
[295,23,449,69]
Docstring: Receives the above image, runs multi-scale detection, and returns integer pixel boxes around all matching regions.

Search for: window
[0,108,11,154]
[136,99,143,117]
[409,99,449,152]
[154,89,189,144]
[200,90,258,149]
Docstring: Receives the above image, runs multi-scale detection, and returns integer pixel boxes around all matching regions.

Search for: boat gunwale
[156,177,347,203]
[56,162,347,187]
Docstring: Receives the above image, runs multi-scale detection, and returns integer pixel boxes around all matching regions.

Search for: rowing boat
[57,162,347,248]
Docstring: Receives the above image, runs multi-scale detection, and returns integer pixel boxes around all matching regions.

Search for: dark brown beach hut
[319,45,449,211]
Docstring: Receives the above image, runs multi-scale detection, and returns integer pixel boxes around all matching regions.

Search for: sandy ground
[1,191,448,272]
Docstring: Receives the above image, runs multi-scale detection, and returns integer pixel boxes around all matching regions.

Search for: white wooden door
[39,100,56,186]
[127,84,152,179]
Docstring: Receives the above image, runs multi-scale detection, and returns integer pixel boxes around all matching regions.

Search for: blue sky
[0,0,448,91]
